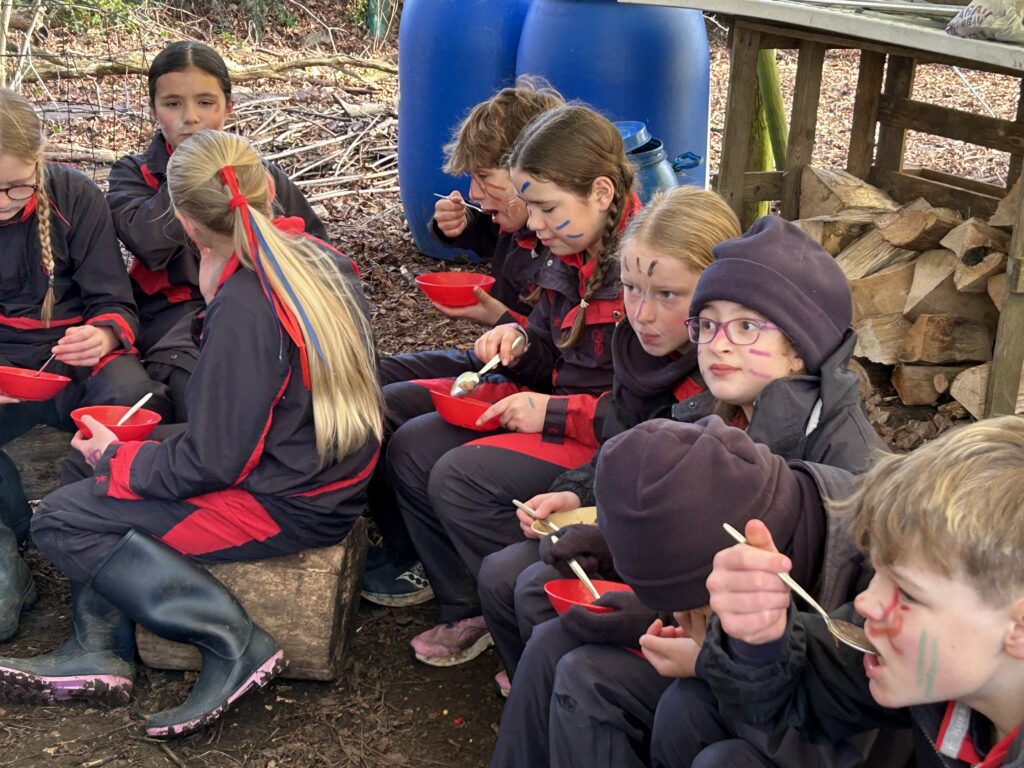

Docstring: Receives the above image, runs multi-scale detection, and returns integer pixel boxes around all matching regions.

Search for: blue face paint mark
[555,220,571,231]
[565,233,585,239]
[520,181,531,193]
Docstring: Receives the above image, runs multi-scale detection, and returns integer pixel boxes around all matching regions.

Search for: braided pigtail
[35,161,56,326]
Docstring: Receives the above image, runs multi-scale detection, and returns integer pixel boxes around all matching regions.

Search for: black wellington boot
[0,582,135,706]
[91,530,286,739]
[0,523,36,643]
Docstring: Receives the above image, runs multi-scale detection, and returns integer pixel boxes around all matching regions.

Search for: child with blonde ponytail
[0,88,168,644]
[0,130,381,740]
[377,104,640,665]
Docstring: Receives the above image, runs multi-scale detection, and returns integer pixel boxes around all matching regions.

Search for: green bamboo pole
[743,77,773,228]
[757,49,788,171]
[367,0,391,41]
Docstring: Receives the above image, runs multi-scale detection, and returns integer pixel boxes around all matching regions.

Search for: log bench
[624,0,1024,417]
[136,516,368,681]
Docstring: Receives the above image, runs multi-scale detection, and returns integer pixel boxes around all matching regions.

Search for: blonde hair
[838,415,1024,606]
[166,130,383,464]
[0,89,53,324]
[510,104,635,347]
[444,76,564,175]
[619,187,740,274]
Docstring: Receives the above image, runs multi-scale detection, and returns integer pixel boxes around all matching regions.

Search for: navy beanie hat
[689,215,852,374]
[596,415,802,612]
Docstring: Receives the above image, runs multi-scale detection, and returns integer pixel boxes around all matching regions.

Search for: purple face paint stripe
[748,348,770,357]
[555,220,571,231]
[748,369,774,380]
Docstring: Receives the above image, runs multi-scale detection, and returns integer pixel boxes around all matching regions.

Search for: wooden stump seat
[136,516,368,681]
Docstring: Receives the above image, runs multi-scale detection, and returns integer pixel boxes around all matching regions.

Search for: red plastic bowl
[544,579,635,616]
[71,405,162,441]
[0,365,71,401]
[430,390,500,431]
[415,272,496,307]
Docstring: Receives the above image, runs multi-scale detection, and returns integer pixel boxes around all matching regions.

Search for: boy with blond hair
[699,415,1024,768]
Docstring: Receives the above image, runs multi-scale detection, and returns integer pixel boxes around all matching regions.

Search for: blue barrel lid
[614,120,651,153]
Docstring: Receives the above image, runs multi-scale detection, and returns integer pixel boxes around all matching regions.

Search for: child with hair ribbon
[107,40,331,420]
[0,88,169,644]
[0,130,381,740]
[372,104,640,667]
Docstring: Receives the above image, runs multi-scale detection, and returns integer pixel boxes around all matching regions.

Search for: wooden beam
[875,56,915,172]
[1010,78,1024,187]
[870,167,1001,219]
[847,50,885,179]
[743,170,784,201]
[876,95,1024,156]
[717,23,763,220]
[987,190,1024,415]
[781,40,826,219]
[914,168,1008,199]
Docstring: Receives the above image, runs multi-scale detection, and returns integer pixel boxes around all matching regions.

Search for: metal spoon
[722,523,876,655]
[433,192,485,213]
[450,334,525,398]
[514,499,602,601]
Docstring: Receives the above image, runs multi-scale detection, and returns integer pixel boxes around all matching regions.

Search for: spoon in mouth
[721,523,876,655]
[450,334,525,398]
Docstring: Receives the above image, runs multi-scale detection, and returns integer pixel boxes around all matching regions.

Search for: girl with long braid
[0,89,168,645]
[0,130,381,739]
[378,104,639,666]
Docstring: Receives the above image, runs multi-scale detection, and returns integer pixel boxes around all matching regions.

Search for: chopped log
[799,166,899,220]
[835,229,916,280]
[854,314,912,365]
[903,249,999,331]
[989,176,1021,228]
[874,197,962,250]
[847,357,877,400]
[793,210,876,255]
[898,313,993,364]
[950,363,1024,419]
[953,249,1007,293]
[137,518,367,681]
[849,261,915,323]
[892,364,970,405]
[939,217,1011,263]
[988,272,1008,312]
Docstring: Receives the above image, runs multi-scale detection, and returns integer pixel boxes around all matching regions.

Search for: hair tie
[579,299,589,310]
[229,193,248,211]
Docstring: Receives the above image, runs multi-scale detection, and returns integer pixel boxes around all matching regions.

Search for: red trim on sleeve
[160,488,281,556]
[86,312,136,347]
[105,440,154,500]
[233,368,292,485]
[507,309,529,327]
[139,162,161,190]
[130,261,196,304]
[289,447,381,498]
[564,393,602,447]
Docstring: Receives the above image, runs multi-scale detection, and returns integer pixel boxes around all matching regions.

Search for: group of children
[0,38,1020,768]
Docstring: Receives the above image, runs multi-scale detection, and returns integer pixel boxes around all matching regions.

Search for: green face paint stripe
[924,636,939,699]
[916,630,927,689]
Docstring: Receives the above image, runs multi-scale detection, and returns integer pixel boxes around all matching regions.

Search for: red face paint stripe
[233,368,292,485]
[160,488,281,556]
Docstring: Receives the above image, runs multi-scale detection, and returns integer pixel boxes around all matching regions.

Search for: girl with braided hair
[0,88,168,644]
[377,104,639,667]
[0,130,381,738]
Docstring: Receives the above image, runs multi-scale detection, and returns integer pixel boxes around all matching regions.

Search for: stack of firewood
[794,167,1020,420]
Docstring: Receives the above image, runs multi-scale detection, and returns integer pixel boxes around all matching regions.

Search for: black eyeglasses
[685,317,783,346]
[0,183,38,202]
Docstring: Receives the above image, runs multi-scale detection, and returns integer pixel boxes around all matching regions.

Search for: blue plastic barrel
[516,0,710,188]
[398,0,533,261]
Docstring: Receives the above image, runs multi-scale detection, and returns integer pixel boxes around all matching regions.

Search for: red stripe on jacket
[289,447,381,497]
[0,313,81,330]
[234,369,292,485]
[159,487,282,556]
[104,441,152,500]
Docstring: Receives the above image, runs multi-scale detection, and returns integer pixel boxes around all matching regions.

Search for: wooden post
[717,22,763,220]
[986,190,1024,415]
[847,50,886,179]
[780,40,826,220]
[875,55,916,172]
[1009,78,1024,187]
